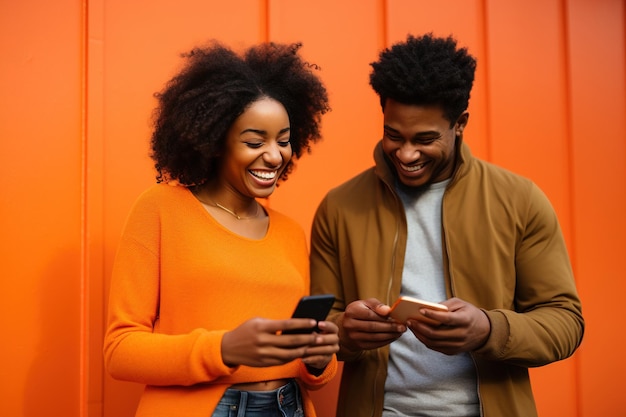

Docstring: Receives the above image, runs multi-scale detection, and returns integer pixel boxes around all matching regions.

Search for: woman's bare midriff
[230,379,290,391]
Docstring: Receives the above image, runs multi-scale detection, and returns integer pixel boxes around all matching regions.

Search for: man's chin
[396,174,430,191]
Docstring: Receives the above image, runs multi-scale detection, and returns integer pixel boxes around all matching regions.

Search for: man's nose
[396,142,421,162]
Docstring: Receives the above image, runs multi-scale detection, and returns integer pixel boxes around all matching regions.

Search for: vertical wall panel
[266,0,383,242]
[87,1,106,415]
[0,1,83,416]
[567,0,626,415]
[485,1,578,415]
[98,1,266,415]
[485,0,572,220]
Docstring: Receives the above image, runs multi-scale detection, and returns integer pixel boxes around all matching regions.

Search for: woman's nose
[263,143,283,166]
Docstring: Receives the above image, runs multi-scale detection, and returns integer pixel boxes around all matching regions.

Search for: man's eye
[384,132,402,141]
[417,137,438,144]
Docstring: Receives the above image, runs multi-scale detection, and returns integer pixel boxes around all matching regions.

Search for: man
[310,33,584,417]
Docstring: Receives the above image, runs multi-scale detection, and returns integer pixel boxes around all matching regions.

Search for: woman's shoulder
[130,182,192,214]
[264,205,298,225]
[265,205,306,236]
[138,182,189,200]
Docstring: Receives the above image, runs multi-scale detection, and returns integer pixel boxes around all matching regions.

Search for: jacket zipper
[373,179,402,417]
[442,188,484,417]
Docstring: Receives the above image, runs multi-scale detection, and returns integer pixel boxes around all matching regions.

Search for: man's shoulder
[466,157,534,189]
[459,157,548,212]
[317,168,383,212]
[326,167,379,198]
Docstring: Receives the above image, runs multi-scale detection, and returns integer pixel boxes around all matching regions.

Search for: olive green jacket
[310,141,584,417]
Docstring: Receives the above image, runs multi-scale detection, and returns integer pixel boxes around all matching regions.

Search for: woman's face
[218,97,292,199]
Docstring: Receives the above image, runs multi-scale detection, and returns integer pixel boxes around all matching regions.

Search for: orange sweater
[103,183,336,416]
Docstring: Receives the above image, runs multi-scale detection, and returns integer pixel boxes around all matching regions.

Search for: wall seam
[79,0,89,416]
[560,1,581,415]
[480,0,492,162]
[380,0,387,49]
[262,0,270,42]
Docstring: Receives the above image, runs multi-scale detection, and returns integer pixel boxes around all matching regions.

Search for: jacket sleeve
[310,197,344,312]
[310,196,366,361]
[475,183,584,367]
[103,198,238,386]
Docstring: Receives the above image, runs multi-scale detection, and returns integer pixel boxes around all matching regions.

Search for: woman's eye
[245,142,263,149]
[278,140,291,147]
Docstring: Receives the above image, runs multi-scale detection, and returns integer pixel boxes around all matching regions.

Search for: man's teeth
[400,162,425,172]
[251,170,277,180]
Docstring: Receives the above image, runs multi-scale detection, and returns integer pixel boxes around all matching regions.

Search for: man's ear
[455,111,469,136]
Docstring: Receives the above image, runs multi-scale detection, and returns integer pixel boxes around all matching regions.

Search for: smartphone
[282,294,335,334]
[388,295,448,324]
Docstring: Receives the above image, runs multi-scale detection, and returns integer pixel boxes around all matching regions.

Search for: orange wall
[1,1,624,416]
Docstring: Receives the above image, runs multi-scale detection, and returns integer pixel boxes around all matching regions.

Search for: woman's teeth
[250,170,277,180]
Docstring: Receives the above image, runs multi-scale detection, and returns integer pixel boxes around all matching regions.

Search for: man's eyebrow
[383,124,400,133]
[384,125,442,138]
[414,131,442,138]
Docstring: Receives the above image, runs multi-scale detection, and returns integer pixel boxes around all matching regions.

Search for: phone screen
[282,294,335,334]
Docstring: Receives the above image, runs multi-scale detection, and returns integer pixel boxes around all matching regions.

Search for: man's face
[381,99,467,188]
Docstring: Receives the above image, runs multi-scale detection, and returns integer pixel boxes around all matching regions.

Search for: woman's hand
[298,320,339,371]
[220,317,337,368]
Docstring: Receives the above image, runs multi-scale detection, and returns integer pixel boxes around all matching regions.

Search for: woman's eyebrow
[240,126,290,136]
[240,128,267,135]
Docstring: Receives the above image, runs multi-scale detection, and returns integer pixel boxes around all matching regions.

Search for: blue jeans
[212,380,304,417]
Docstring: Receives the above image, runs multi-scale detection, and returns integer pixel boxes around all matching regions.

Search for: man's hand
[406,297,491,355]
[339,298,406,351]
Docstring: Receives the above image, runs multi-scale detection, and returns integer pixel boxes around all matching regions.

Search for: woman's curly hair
[369,33,476,126]
[150,41,330,185]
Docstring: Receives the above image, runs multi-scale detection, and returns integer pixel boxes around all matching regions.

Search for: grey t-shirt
[383,180,479,417]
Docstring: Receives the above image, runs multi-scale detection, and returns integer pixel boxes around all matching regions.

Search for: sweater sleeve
[103,192,238,386]
[297,355,338,391]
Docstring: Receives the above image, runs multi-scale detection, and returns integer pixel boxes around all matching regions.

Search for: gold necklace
[193,188,260,220]
[213,201,260,220]
[198,197,261,220]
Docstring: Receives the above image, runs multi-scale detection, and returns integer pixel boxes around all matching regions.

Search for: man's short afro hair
[369,33,476,125]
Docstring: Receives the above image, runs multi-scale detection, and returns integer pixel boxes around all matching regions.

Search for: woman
[103,41,338,417]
